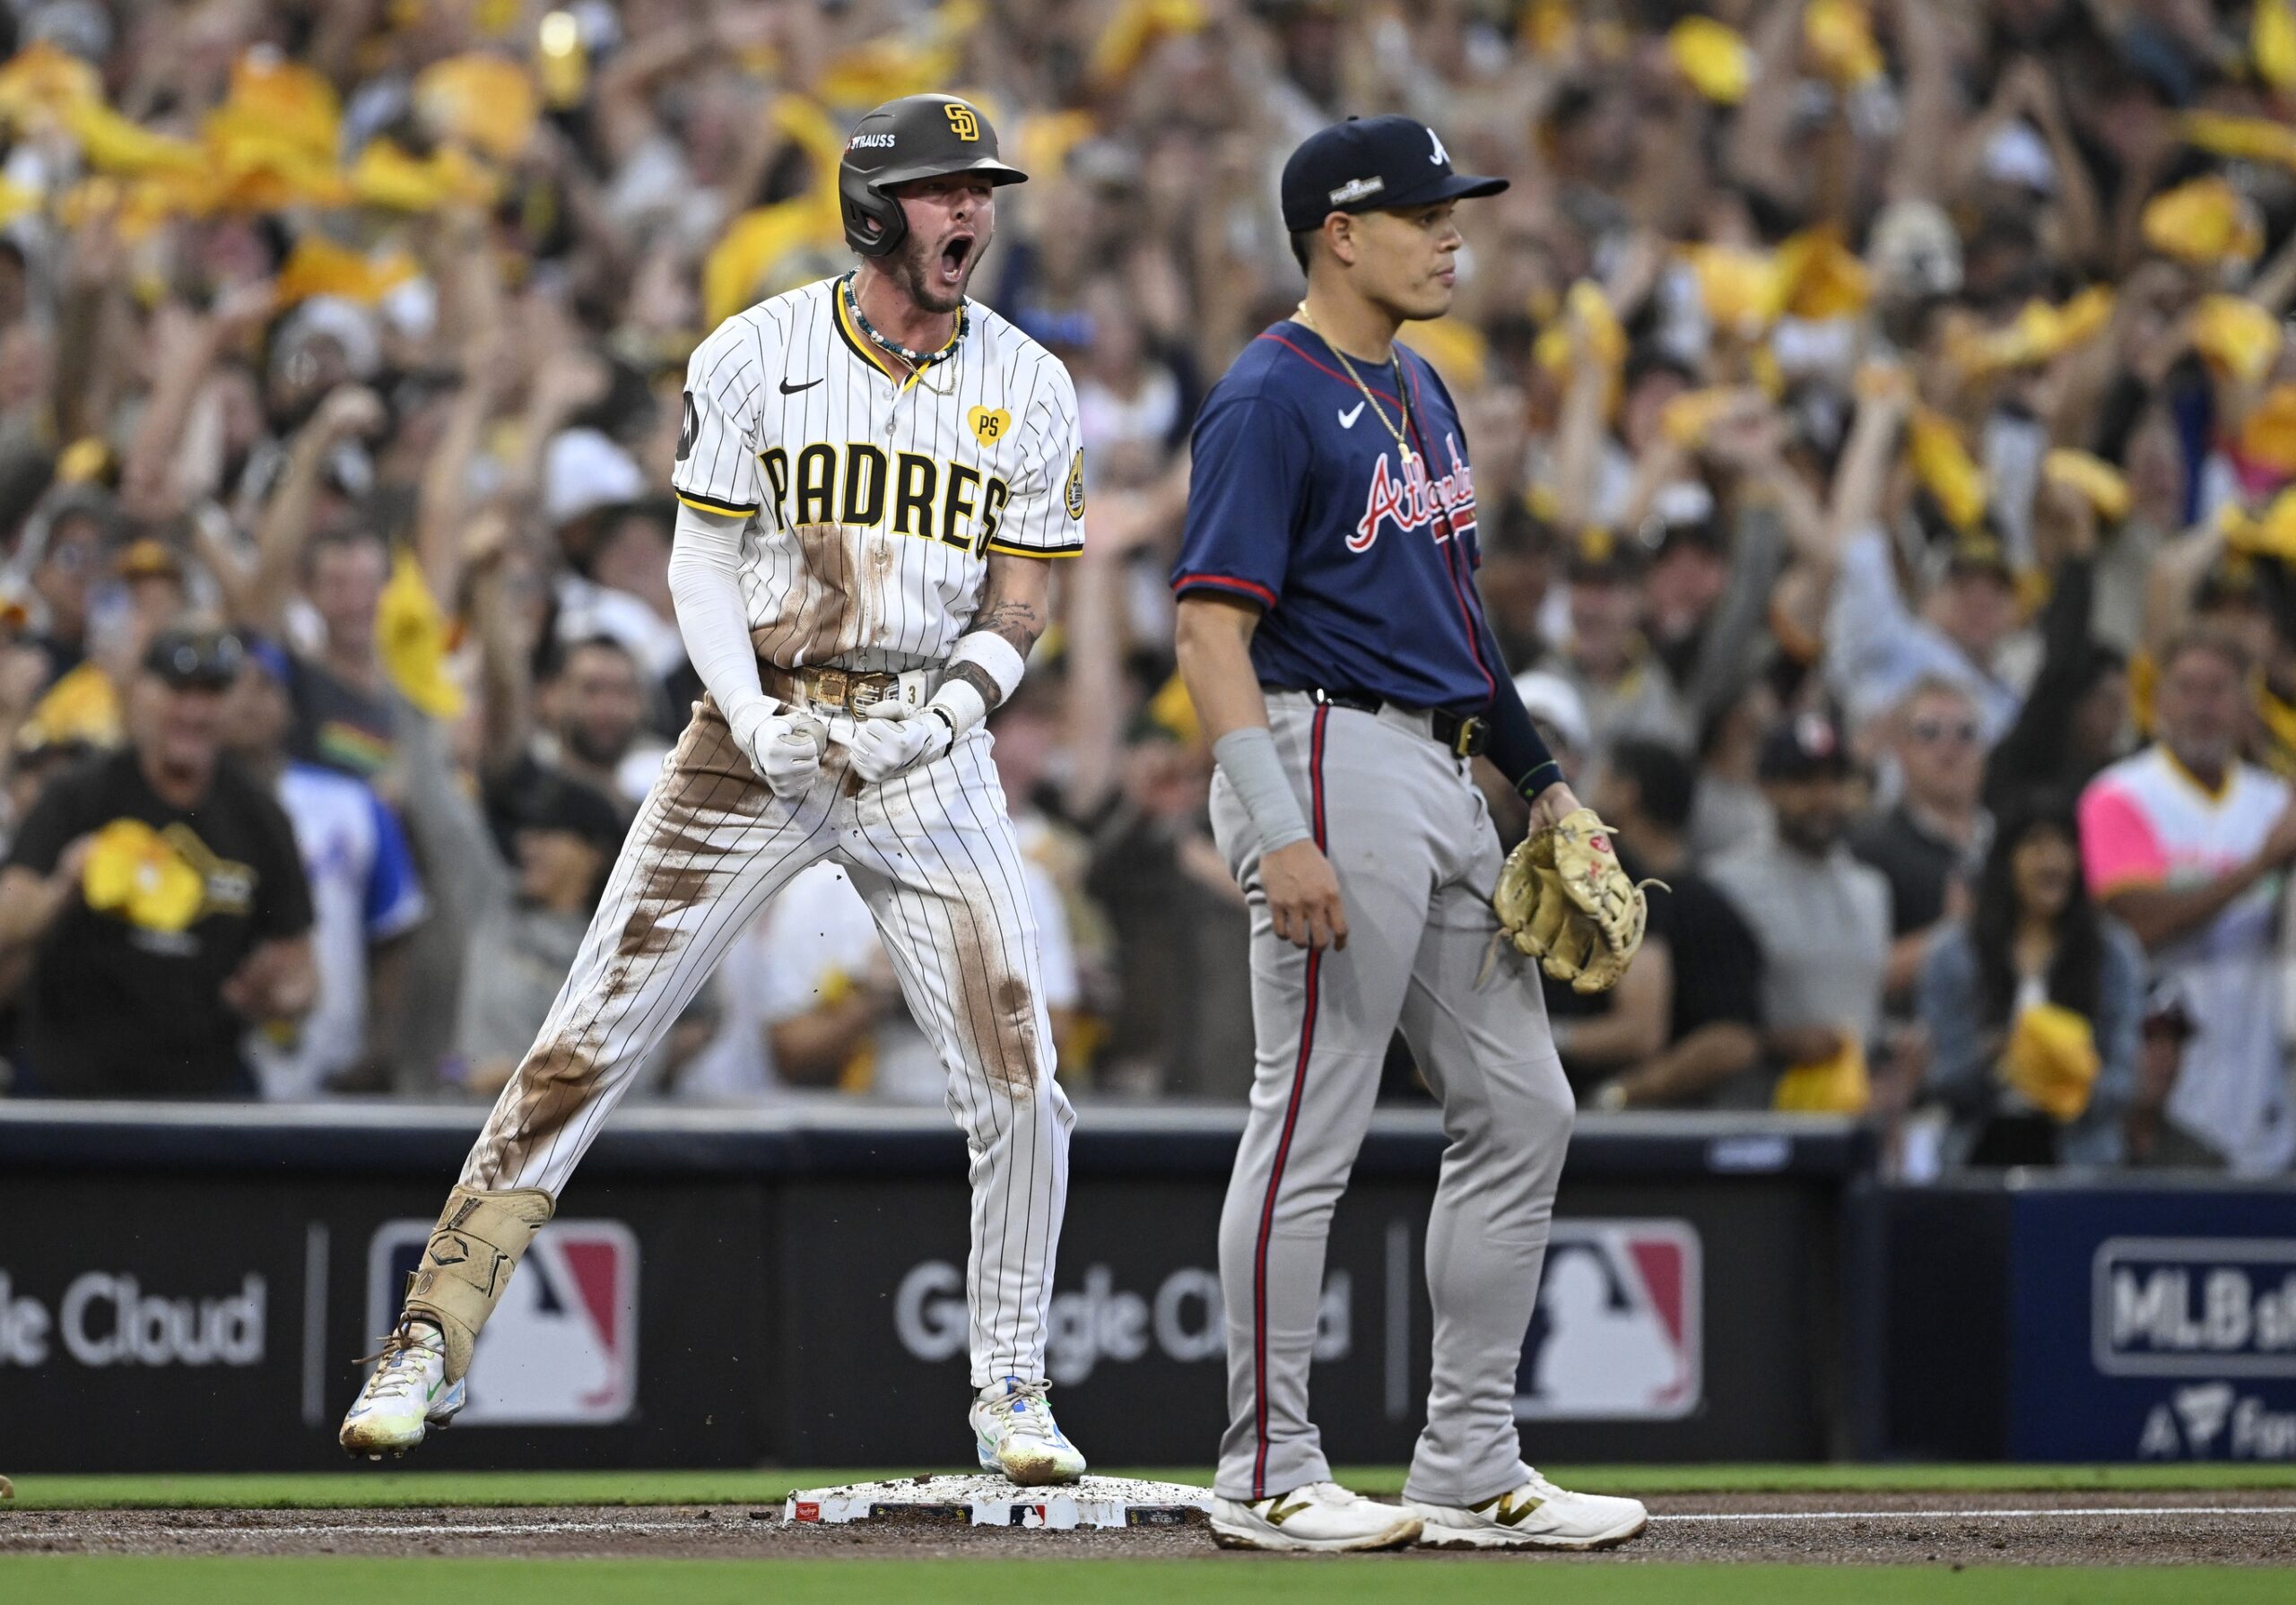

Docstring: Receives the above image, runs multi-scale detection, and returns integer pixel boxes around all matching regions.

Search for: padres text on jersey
[671,277,1084,674]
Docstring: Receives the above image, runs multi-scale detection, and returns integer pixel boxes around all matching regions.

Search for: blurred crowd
[0,1,2291,1178]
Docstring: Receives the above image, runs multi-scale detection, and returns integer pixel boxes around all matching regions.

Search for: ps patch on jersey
[676,392,697,462]
[969,406,1010,447]
[1064,448,1086,520]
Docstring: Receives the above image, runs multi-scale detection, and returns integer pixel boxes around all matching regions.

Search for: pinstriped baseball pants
[458,698,1074,1386]
[1210,692,1575,1507]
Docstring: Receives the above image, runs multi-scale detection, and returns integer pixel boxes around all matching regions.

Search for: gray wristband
[1213,726,1312,854]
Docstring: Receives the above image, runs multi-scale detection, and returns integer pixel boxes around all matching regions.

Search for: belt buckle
[1452,716,1485,759]
[814,668,849,710]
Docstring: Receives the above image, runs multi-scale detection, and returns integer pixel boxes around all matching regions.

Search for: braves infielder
[342,94,1091,1485]
[1172,117,1650,1551]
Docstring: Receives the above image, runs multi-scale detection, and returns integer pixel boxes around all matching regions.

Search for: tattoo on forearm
[965,599,1044,656]
[946,661,1005,711]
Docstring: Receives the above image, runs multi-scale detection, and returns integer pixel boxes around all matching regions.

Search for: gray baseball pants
[1209,692,1574,1506]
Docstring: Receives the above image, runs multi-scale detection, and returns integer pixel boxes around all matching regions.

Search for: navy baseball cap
[1280,115,1509,233]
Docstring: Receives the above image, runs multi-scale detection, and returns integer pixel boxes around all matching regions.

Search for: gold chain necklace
[1294,302,1413,465]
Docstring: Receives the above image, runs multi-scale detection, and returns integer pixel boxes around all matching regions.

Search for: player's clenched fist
[848,699,954,784]
[726,698,828,800]
[1261,839,1349,952]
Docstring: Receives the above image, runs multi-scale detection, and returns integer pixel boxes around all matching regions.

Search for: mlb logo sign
[367,1220,639,1425]
[2092,1237,2296,1378]
[1516,1219,1700,1421]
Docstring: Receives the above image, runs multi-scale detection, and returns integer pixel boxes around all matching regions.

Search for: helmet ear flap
[840,172,906,258]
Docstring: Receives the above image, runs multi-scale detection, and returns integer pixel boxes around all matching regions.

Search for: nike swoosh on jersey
[1337,401,1366,428]
[780,376,823,394]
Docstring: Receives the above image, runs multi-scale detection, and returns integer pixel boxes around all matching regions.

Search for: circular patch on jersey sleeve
[968,406,1010,447]
[1064,447,1087,520]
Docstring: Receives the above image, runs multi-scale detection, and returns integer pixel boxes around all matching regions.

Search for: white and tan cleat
[1210,1481,1423,1553]
[1405,1471,1648,1550]
[970,1376,1087,1486]
[339,1317,464,1460]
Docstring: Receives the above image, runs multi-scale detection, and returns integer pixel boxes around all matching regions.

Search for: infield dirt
[4,1489,2292,1566]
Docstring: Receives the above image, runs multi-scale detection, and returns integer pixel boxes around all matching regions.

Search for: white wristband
[926,675,989,740]
[948,630,1028,703]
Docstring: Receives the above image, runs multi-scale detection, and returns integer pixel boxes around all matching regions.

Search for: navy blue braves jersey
[1172,319,1503,714]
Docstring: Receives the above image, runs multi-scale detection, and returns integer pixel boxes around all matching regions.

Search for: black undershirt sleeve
[1475,613,1563,800]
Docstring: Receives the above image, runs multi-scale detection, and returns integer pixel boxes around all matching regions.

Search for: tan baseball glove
[1492,808,1657,994]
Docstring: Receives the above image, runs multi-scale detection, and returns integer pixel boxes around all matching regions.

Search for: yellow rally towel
[704,195,845,330]
[2182,110,2296,173]
[413,53,538,161]
[2002,1002,2100,1122]
[0,40,99,128]
[2044,449,2132,522]
[1772,1036,1872,1115]
[2258,0,2296,91]
[61,99,203,178]
[1683,244,1788,340]
[20,661,122,751]
[1400,317,1489,397]
[1661,387,1741,448]
[349,138,500,213]
[2191,294,2283,386]
[83,818,204,933]
[2142,177,2265,268]
[2239,386,2296,476]
[274,237,418,308]
[2222,487,2296,563]
[1535,280,1627,373]
[1950,287,2115,376]
[1909,408,1988,532]
[378,549,466,721]
[213,52,341,162]
[1776,227,1871,319]
[1804,0,1883,86]
[1668,17,1753,105]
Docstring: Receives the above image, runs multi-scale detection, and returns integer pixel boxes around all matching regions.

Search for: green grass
[2,1558,2288,1604]
[6,1462,2296,1511]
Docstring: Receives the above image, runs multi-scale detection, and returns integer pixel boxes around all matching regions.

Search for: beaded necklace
[842,271,967,372]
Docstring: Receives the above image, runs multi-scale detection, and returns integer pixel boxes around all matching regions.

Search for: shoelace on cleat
[996,1380,1062,1442]
[353,1315,442,1401]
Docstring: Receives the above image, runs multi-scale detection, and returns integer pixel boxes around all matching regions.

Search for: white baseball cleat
[339,1317,464,1459]
[1405,1471,1648,1550]
[1209,1481,1423,1553]
[970,1376,1087,1485]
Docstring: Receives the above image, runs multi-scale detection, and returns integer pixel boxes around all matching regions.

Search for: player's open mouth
[937,235,975,285]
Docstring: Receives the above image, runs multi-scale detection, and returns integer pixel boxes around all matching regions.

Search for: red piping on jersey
[1257,333,1404,404]
[1173,571,1278,608]
[1401,362,1497,703]
[1251,699,1328,1501]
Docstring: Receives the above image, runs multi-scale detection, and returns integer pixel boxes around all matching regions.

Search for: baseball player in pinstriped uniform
[342,93,1091,1486]
[1173,117,1650,1552]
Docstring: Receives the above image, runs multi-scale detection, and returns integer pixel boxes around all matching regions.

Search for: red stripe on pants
[1251,702,1329,1500]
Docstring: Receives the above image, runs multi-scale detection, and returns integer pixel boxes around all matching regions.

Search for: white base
[784,1473,1213,1531]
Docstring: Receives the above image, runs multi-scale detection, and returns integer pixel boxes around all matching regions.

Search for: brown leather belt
[760,663,904,715]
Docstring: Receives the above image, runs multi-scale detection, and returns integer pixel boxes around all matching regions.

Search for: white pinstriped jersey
[670,276,1086,673]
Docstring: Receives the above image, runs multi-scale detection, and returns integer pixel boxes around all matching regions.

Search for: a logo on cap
[1427,126,1450,167]
[1329,175,1385,206]
[944,103,979,142]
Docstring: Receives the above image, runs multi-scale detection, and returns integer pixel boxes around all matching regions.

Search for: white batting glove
[848,698,954,785]
[726,698,827,800]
